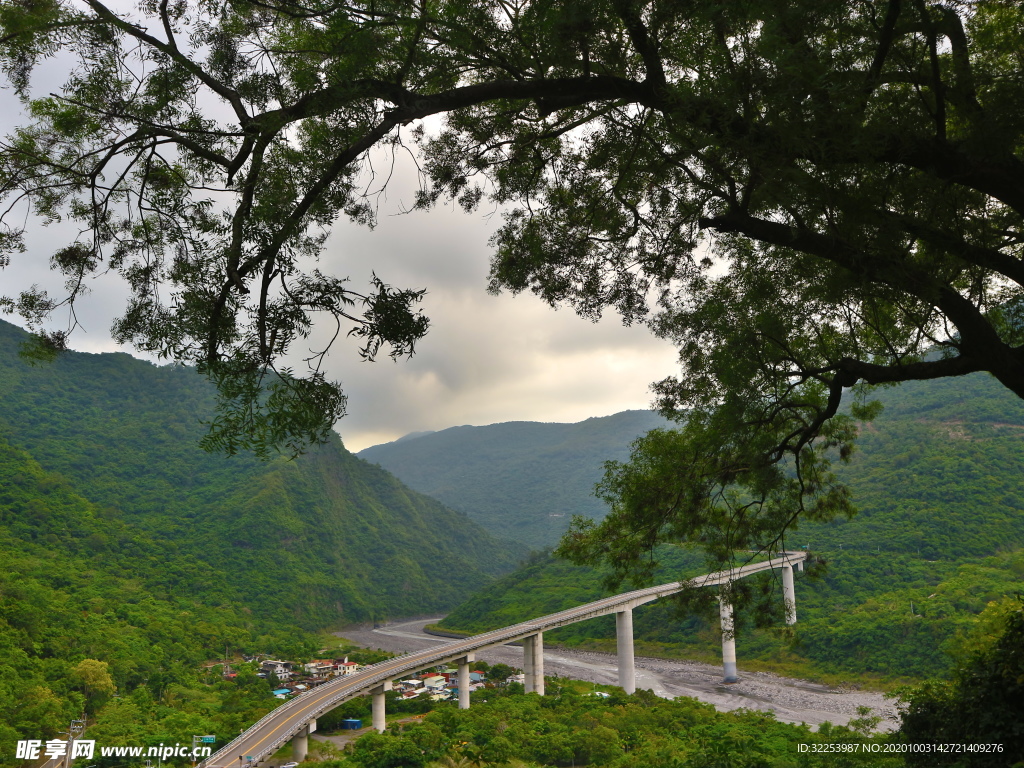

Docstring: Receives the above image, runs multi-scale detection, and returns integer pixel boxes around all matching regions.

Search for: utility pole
[61,718,86,768]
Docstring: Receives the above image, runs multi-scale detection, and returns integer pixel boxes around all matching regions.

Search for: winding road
[200,552,895,768]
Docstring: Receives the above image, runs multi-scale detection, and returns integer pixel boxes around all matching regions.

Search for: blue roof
[271,689,290,695]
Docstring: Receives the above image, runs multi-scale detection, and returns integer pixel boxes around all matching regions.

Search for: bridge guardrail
[201,551,807,767]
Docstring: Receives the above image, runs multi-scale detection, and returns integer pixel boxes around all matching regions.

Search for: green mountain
[0,434,282,746]
[0,319,525,626]
[430,374,1024,681]
[358,410,671,548]
[0,319,526,748]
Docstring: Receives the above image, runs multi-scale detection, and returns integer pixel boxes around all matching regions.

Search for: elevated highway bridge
[201,551,807,768]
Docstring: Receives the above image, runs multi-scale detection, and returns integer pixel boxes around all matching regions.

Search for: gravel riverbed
[337,618,899,733]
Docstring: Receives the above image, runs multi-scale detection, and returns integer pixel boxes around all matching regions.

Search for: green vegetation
[898,597,1024,766]
[0,318,526,757]
[360,371,1024,556]
[2,0,1021,753]
[438,372,1024,683]
[0,433,299,752]
[317,684,901,767]
[0,319,525,629]
[358,412,670,548]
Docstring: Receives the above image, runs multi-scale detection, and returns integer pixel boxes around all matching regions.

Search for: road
[340,618,900,732]
[204,553,890,766]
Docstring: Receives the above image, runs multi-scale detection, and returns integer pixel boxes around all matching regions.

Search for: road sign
[201,737,216,744]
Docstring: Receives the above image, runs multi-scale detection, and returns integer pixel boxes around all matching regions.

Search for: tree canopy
[2,1,1023,573]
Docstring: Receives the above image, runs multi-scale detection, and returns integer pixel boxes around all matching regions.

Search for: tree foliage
[898,596,1024,766]
[2,1,1023,567]
[337,684,903,767]
[0,435,298,749]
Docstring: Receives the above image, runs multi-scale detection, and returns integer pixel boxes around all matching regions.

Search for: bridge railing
[202,550,807,767]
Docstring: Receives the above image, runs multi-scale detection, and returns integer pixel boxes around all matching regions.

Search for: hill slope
[358,410,671,548]
[0,433,290,744]
[0,318,530,750]
[432,374,1024,680]
[0,319,526,628]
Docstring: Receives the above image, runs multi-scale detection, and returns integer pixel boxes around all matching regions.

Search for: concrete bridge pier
[291,720,315,761]
[615,608,636,694]
[782,564,797,625]
[456,653,475,709]
[534,633,545,695]
[522,634,533,692]
[523,633,545,694]
[719,597,738,683]
[371,681,391,733]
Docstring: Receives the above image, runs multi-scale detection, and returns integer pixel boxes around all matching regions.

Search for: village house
[260,660,292,680]
[303,660,336,679]
[421,675,447,691]
[335,658,362,677]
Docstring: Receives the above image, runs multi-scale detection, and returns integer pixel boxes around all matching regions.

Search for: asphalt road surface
[338,618,899,732]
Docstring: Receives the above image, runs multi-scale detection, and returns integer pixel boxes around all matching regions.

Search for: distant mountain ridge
[358,410,673,548]
[432,372,1024,680]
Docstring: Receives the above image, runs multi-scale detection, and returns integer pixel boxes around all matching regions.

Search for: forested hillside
[358,411,671,547]
[0,435,296,745]
[434,373,1024,681]
[0,319,524,626]
[0,319,525,751]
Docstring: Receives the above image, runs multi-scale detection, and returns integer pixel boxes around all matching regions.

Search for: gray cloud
[1,65,679,454]
[312,204,678,451]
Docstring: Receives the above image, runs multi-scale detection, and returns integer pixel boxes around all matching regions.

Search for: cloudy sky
[304,199,680,451]
[0,33,680,453]
[3,186,679,452]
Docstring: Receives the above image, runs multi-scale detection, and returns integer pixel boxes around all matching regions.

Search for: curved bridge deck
[202,551,807,767]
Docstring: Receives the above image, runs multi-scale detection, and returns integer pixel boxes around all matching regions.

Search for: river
[338,617,899,732]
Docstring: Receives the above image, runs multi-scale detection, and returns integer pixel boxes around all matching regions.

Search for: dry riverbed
[337,617,899,733]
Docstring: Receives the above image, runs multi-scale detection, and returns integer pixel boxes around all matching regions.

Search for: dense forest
[315,681,904,768]
[0,319,526,755]
[433,372,1024,681]
[0,434,303,749]
[0,319,526,626]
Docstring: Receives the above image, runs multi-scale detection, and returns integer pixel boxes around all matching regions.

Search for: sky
[0,18,680,453]
[303,200,680,451]
[3,180,679,452]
